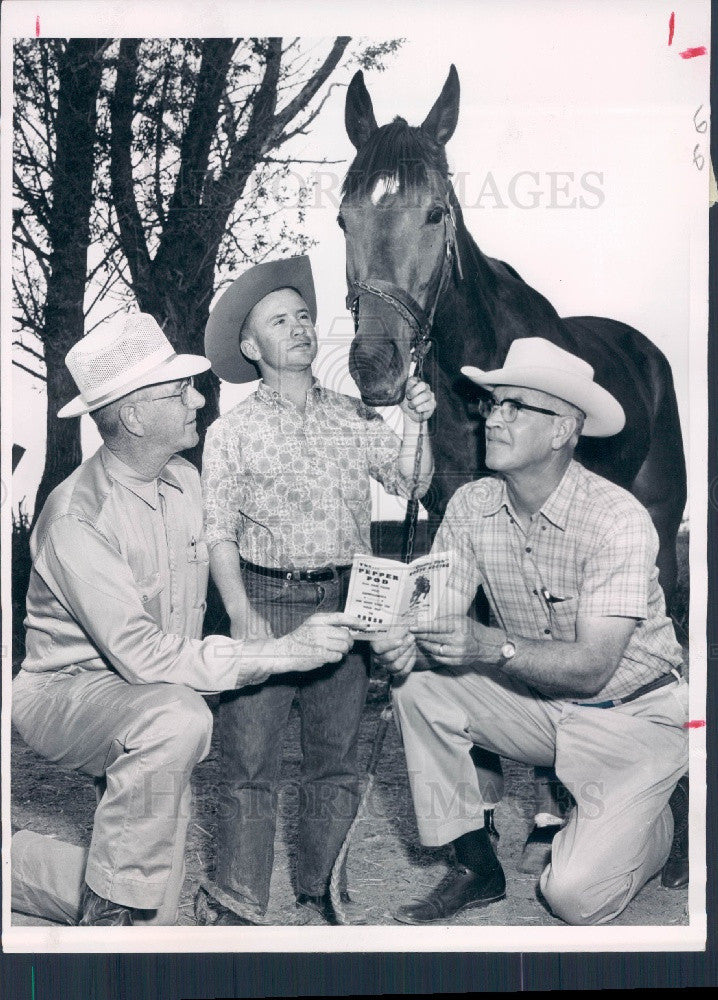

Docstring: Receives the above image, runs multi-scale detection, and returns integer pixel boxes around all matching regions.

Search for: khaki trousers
[392,665,688,925]
[12,667,213,922]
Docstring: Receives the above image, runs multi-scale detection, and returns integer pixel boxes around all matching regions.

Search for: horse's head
[341,66,461,406]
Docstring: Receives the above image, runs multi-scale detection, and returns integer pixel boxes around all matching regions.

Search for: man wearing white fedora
[11,312,356,927]
[372,337,688,925]
[202,254,436,923]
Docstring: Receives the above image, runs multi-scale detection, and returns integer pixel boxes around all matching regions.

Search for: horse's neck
[435,220,564,369]
[434,226,501,365]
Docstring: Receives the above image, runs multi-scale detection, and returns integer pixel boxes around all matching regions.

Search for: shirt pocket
[136,571,164,621]
[546,595,578,642]
[187,538,210,610]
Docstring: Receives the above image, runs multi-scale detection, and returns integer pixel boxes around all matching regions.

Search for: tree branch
[12,358,47,382]
[110,38,154,298]
[265,37,350,147]
[261,155,345,165]
[153,60,171,227]
[13,165,52,232]
[269,81,345,149]
[13,339,46,363]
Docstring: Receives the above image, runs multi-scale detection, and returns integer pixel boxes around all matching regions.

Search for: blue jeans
[216,567,370,912]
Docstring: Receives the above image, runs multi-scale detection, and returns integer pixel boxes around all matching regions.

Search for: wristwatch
[499,638,517,668]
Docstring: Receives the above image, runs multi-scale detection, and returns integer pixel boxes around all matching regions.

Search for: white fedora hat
[461,337,625,437]
[58,312,211,419]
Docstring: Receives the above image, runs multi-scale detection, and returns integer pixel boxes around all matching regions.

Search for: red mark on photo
[679,46,707,59]
[668,12,675,46]
[35,15,40,36]
[684,719,706,729]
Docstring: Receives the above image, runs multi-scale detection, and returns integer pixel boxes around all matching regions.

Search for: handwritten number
[693,105,708,134]
[693,107,707,170]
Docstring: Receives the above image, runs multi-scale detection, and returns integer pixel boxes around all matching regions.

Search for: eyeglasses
[145,377,195,407]
[478,394,561,422]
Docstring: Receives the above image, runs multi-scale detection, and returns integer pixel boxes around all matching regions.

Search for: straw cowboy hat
[204,255,317,384]
[58,312,211,419]
[461,337,625,437]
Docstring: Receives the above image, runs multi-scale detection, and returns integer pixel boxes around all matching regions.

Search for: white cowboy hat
[461,337,625,437]
[205,255,317,383]
[57,312,211,419]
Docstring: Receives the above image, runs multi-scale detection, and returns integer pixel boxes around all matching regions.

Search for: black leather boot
[661,774,688,889]
[78,884,135,926]
[394,828,506,924]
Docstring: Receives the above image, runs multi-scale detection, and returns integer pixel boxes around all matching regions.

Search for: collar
[256,376,323,407]
[100,445,183,510]
[481,459,581,530]
[538,460,582,530]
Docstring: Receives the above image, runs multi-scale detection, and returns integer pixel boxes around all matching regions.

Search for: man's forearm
[398,417,434,497]
[208,540,255,620]
[473,624,615,699]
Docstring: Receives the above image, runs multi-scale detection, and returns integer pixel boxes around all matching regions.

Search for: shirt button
[525,546,532,553]
[533,589,538,596]
[544,628,551,635]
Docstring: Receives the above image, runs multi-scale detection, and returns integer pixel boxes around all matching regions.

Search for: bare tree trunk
[110,37,351,470]
[32,39,104,524]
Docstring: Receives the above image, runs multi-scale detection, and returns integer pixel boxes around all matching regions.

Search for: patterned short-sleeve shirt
[433,460,683,702]
[202,380,420,569]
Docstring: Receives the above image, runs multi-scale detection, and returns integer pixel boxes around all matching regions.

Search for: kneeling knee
[540,866,606,926]
[149,687,213,760]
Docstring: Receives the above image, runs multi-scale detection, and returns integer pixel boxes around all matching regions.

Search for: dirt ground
[11,675,688,930]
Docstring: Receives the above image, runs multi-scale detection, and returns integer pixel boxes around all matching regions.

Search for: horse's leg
[627,351,687,606]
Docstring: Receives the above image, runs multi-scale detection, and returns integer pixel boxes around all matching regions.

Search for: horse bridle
[344,186,464,376]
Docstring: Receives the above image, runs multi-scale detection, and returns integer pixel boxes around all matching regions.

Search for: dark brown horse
[340,66,686,598]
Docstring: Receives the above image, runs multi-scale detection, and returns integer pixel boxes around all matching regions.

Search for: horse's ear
[345,71,378,150]
[420,64,460,146]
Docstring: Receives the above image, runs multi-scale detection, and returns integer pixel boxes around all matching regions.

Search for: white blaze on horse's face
[370,175,401,204]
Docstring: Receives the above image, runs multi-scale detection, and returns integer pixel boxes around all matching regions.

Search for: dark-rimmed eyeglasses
[478,394,561,423]
[146,377,195,407]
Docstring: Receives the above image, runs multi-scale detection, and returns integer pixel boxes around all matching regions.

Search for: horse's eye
[427,206,445,225]
[337,214,346,231]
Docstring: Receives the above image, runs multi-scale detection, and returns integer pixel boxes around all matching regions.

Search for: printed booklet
[344,552,452,632]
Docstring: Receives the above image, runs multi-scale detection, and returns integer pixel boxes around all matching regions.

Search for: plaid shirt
[433,460,683,702]
[202,380,423,569]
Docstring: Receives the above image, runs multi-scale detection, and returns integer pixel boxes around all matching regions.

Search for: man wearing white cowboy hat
[202,254,436,923]
[372,337,688,925]
[11,311,356,927]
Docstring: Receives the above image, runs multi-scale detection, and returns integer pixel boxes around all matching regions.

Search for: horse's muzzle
[348,335,408,406]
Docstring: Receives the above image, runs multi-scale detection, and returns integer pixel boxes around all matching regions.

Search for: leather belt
[575,668,682,710]
[240,558,352,584]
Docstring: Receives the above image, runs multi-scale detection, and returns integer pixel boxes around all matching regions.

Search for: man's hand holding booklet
[343,552,452,635]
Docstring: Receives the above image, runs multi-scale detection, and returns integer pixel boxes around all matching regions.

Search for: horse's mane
[342,118,449,198]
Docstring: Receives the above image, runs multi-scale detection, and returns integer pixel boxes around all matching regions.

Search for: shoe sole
[393,890,507,924]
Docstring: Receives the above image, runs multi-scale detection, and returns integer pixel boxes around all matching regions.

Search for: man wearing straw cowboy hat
[202,254,435,923]
[11,312,356,927]
[372,337,689,925]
